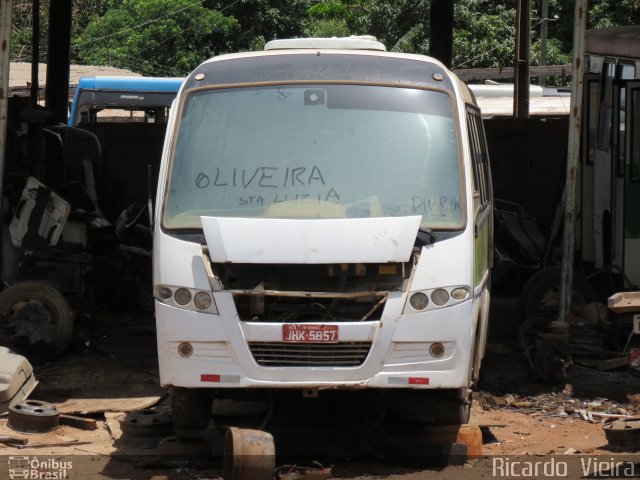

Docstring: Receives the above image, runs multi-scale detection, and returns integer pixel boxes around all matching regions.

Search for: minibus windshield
[164,84,462,229]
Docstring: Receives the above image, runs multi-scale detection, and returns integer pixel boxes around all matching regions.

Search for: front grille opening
[234,294,386,322]
[249,342,371,367]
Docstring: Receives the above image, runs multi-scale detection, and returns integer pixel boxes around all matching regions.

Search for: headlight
[409,292,429,310]
[156,286,172,300]
[431,288,449,306]
[451,287,470,300]
[194,291,212,310]
[174,288,192,306]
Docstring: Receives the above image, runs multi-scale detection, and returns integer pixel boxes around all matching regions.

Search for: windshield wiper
[415,227,436,246]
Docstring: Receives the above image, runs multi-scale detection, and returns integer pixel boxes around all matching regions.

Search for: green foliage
[205,0,310,53]
[8,0,640,77]
[306,19,350,37]
[453,1,517,68]
[75,0,238,76]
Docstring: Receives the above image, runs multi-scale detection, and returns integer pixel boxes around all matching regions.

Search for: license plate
[282,324,339,343]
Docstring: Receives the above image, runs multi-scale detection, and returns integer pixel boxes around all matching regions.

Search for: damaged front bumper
[155,293,474,390]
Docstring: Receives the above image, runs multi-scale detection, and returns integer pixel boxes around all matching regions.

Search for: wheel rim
[538,287,589,316]
[3,297,59,346]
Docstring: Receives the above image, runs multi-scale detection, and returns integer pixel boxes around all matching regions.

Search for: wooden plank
[48,384,167,415]
[59,414,98,431]
[608,291,640,313]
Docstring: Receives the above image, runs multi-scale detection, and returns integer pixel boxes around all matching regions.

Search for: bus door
[592,60,616,269]
[580,75,600,264]
[624,81,640,285]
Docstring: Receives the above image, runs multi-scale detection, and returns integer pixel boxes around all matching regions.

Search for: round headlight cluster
[407,286,470,312]
[156,285,216,312]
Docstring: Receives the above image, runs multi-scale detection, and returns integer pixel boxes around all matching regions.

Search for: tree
[303,0,430,53]
[9,0,640,76]
[205,0,310,52]
[453,1,518,69]
[75,0,238,76]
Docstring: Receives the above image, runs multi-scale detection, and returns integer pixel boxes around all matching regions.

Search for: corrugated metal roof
[9,62,139,88]
[586,26,640,60]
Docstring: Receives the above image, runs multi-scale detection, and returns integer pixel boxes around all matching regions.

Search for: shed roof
[586,26,640,60]
[9,62,139,89]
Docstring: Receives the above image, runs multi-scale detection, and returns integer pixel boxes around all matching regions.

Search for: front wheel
[387,388,471,425]
[170,387,212,439]
[432,388,471,425]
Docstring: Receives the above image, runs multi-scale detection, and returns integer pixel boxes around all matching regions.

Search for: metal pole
[514,0,531,118]
[539,0,549,86]
[558,0,588,324]
[45,0,72,124]
[0,0,13,206]
[429,0,454,68]
[30,0,40,106]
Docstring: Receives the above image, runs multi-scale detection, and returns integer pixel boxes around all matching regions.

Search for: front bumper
[156,291,474,389]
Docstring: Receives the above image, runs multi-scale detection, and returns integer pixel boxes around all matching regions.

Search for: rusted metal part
[0,435,28,446]
[119,409,174,449]
[224,427,275,480]
[360,296,387,321]
[603,418,640,451]
[8,400,60,433]
[201,247,224,291]
[231,289,387,299]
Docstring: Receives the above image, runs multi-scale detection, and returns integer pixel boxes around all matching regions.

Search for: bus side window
[467,110,491,207]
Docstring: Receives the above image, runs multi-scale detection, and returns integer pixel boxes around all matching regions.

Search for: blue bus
[69,76,184,126]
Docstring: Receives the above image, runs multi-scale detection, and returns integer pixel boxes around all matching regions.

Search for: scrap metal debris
[277,463,332,480]
[475,391,636,423]
[0,434,28,446]
[603,417,640,451]
[8,400,60,433]
[118,409,174,449]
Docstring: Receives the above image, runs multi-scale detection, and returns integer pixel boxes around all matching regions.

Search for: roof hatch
[264,36,386,52]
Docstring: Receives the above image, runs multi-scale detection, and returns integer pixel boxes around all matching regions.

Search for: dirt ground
[1,297,640,479]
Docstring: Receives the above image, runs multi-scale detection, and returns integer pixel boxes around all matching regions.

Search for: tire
[0,281,74,361]
[387,388,471,426]
[170,387,212,439]
[432,388,471,425]
[519,266,597,322]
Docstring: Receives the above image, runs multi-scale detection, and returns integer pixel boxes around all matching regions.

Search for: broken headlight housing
[155,285,218,314]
